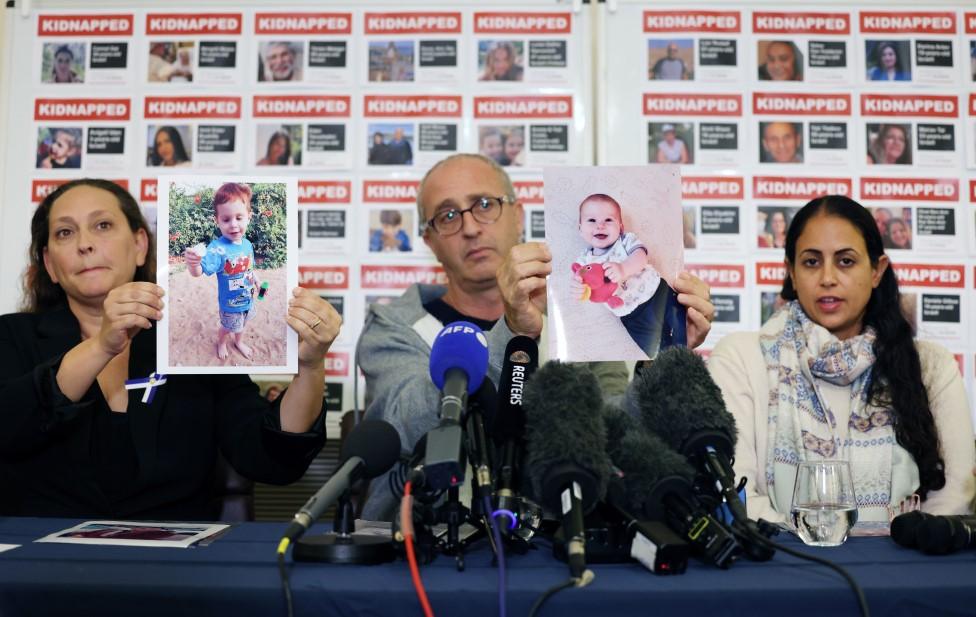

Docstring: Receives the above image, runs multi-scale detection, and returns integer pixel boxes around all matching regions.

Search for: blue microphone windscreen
[429,321,490,394]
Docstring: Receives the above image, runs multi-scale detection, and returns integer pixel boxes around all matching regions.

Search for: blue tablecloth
[0,517,974,616]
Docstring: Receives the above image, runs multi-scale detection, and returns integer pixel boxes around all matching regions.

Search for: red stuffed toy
[572,262,623,309]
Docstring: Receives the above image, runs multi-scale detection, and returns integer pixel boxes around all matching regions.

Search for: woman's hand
[97,282,165,356]
[288,288,341,369]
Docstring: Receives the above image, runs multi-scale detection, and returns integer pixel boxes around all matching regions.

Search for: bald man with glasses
[356,153,714,519]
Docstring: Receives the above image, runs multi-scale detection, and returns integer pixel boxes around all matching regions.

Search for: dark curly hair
[780,195,945,500]
[23,178,156,313]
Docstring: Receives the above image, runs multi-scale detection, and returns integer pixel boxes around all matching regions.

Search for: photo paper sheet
[545,165,683,362]
[36,520,229,548]
[157,175,299,374]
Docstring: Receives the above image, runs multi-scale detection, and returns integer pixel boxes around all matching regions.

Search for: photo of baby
[545,166,684,362]
[158,177,298,374]
[36,127,82,169]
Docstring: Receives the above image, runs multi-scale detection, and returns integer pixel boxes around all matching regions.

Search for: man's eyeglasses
[422,196,510,236]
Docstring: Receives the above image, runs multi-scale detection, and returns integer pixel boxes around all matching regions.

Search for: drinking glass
[790,460,858,547]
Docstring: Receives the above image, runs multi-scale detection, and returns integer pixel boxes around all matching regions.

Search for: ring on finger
[310,319,322,330]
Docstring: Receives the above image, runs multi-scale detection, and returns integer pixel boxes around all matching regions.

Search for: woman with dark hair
[0,178,339,519]
[257,130,292,166]
[867,124,912,165]
[868,41,910,81]
[51,45,82,83]
[149,126,190,167]
[709,195,974,525]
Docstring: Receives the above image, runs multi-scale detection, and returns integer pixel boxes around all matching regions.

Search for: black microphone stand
[293,489,396,564]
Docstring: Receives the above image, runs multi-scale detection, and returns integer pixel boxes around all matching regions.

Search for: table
[0,517,974,616]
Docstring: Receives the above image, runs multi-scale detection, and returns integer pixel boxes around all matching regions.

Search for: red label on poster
[144,96,241,119]
[253,95,350,118]
[299,181,352,204]
[31,178,128,203]
[859,11,955,34]
[643,94,741,116]
[860,178,958,202]
[325,352,350,377]
[894,264,964,288]
[141,179,157,202]
[364,95,462,117]
[474,96,572,119]
[753,93,850,116]
[38,14,134,36]
[514,181,544,204]
[363,181,419,203]
[756,262,787,286]
[643,11,740,33]
[682,177,744,199]
[34,98,130,121]
[364,12,462,34]
[686,265,745,288]
[752,12,850,35]
[146,13,242,35]
[361,265,447,289]
[299,266,349,290]
[254,13,352,35]
[753,176,852,200]
[862,94,957,118]
[474,12,571,34]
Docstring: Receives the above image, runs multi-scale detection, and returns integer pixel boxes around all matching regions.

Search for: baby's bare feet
[217,340,229,360]
[233,339,252,359]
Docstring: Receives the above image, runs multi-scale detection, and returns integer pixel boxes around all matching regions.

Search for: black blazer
[0,304,325,519]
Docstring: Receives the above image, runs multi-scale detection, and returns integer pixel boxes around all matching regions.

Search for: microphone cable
[402,480,435,617]
[526,570,592,617]
[744,525,870,617]
[485,495,508,617]
[275,538,295,617]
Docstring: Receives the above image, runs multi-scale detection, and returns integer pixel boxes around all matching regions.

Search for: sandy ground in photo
[167,265,288,369]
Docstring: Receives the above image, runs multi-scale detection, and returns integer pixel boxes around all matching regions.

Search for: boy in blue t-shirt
[184,182,258,360]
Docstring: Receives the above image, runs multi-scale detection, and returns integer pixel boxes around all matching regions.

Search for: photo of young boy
[545,165,684,362]
[158,177,298,373]
[36,127,82,169]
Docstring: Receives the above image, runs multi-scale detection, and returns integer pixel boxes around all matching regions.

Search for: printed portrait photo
[36,126,83,169]
[648,39,694,80]
[870,206,913,250]
[865,123,912,165]
[478,125,525,167]
[368,40,414,82]
[256,124,302,166]
[478,40,525,81]
[258,41,304,82]
[148,41,194,82]
[41,42,85,83]
[648,122,694,164]
[147,125,192,167]
[368,208,414,253]
[757,40,803,81]
[157,177,298,374]
[759,121,803,164]
[865,40,911,82]
[368,123,413,165]
[756,206,799,249]
[544,165,684,362]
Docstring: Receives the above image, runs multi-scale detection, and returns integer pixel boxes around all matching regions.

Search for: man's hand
[673,271,714,349]
[497,242,551,339]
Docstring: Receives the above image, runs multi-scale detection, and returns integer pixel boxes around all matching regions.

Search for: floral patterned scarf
[759,301,894,521]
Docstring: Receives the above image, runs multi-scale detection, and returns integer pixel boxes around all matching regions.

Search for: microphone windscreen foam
[632,346,737,459]
[890,511,929,549]
[341,419,402,478]
[429,321,489,395]
[523,361,610,514]
[609,423,696,520]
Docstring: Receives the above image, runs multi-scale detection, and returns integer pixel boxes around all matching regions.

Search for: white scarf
[759,301,895,522]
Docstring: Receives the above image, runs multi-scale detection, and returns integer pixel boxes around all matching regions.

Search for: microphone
[493,336,539,530]
[466,379,498,501]
[890,511,931,549]
[632,346,775,560]
[424,321,490,490]
[604,406,739,569]
[523,361,611,582]
[915,514,976,555]
[283,419,401,543]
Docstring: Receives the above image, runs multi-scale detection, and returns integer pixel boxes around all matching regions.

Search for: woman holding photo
[0,179,340,519]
